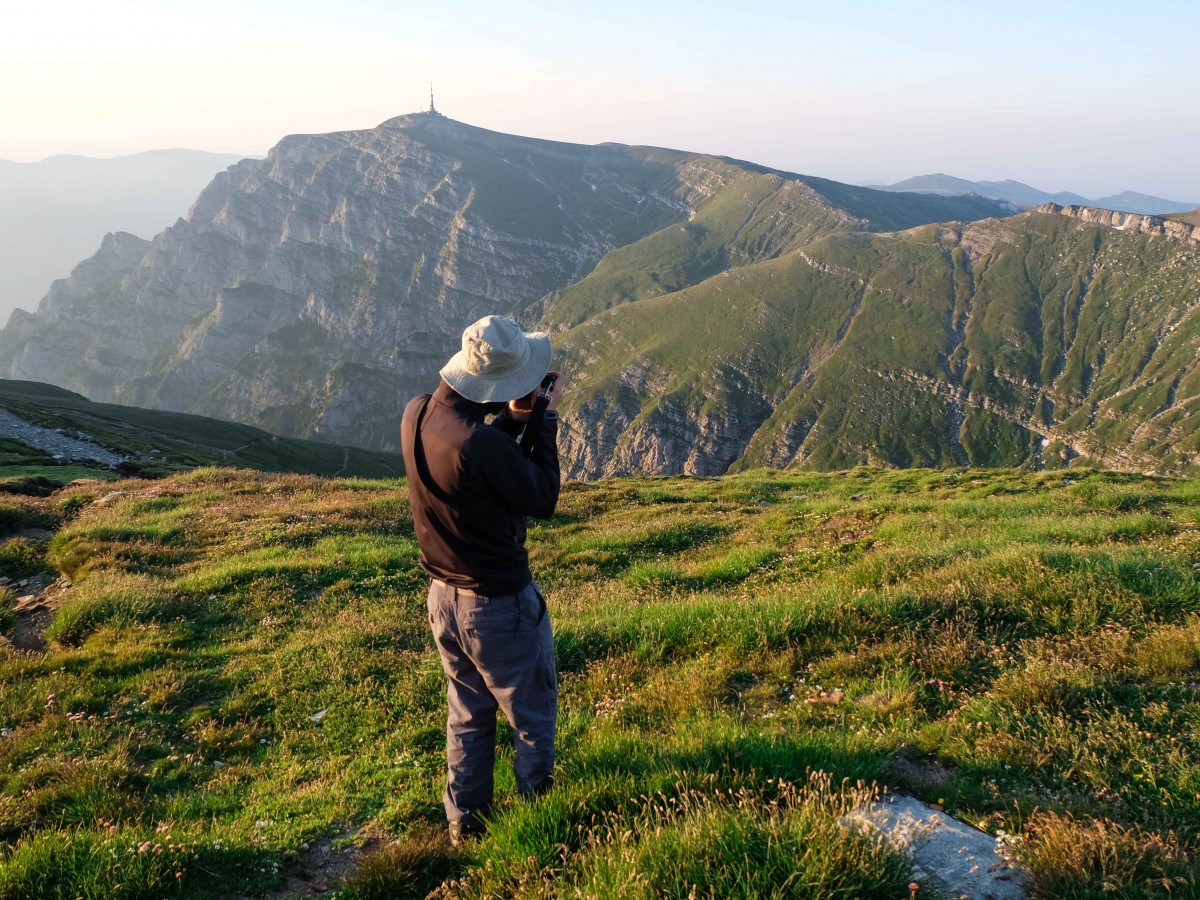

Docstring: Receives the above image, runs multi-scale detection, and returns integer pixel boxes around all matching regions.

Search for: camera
[517,371,559,457]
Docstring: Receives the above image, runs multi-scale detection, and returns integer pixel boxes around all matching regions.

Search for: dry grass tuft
[346,827,455,899]
[1023,811,1200,897]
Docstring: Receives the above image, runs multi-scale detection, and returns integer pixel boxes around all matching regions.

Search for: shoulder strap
[412,395,455,504]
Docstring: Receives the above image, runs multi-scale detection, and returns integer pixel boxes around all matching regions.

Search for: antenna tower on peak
[429,83,438,115]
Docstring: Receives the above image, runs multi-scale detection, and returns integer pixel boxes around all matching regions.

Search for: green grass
[1,466,1199,897]
[0,461,119,498]
[1166,209,1200,227]
[550,210,1200,479]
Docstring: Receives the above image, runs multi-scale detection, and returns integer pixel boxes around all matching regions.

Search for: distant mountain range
[0,149,252,326]
[875,173,1197,215]
[1,116,1197,477]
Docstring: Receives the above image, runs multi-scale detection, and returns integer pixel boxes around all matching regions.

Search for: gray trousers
[427,578,557,825]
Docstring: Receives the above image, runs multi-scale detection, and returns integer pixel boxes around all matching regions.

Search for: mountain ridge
[552,208,1200,477]
[1038,202,1200,243]
[0,113,1012,459]
[0,377,404,486]
[2,115,1197,478]
[878,173,1196,215]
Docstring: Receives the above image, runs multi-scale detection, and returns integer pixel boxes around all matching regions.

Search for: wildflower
[909,882,920,898]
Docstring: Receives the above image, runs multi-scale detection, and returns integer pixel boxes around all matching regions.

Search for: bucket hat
[439,315,552,403]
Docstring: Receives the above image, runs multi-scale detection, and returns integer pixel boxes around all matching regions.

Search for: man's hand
[545,372,564,412]
[508,371,563,422]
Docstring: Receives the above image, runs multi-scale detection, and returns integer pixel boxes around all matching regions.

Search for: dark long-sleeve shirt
[400,380,560,595]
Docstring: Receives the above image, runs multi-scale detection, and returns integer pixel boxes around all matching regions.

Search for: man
[400,314,563,847]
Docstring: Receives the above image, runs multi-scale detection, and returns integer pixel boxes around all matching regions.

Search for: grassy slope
[541,166,1010,332]
[2,467,1199,897]
[555,212,1200,476]
[1166,209,1200,227]
[0,380,405,485]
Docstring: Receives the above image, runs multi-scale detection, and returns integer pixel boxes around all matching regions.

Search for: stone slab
[842,793,1029,900]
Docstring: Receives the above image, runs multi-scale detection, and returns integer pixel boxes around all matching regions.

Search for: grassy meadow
[1,466,1199,898]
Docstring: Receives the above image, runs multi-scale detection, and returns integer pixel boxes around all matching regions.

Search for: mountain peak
[0,116,1012,458]
[378,109,464,129]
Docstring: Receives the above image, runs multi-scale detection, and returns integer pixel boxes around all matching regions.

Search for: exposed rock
[1038,203,1200,243]
[0,115,702,450]
[0,408,126,465]
[6,117,1195,481]
[555,208,1200,478]
[842,793,1030,899]
[6,575,70,652]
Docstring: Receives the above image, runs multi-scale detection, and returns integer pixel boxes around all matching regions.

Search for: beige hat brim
[439,331,552,403]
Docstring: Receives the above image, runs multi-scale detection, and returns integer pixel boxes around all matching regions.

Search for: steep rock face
[0,149,249,327]
[556,211,1200,477]
[559,362,771,479]
[0,231,151,395]
[0,115,696,444]
[0,114,1010,452]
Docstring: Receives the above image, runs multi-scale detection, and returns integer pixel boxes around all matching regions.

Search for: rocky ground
[0,408,125,466]
[1,568,68,652]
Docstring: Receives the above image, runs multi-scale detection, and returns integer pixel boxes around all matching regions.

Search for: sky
[3,0,1200,199]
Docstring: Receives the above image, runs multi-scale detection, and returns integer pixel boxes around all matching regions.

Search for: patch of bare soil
[818,513,875,545]
[889,747,956,792]
[255,827,390,898]
[13,528,53,540]
[5,573,70,652]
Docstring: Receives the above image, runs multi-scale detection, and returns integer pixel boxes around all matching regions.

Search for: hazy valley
[0,150,251,327]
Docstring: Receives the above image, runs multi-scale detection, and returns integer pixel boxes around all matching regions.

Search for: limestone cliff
[1037,202,1200,243]
[0,115,696,444]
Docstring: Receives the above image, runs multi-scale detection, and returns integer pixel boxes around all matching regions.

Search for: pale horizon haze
[3,0,1200,200]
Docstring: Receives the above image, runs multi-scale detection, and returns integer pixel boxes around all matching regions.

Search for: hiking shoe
[448,819,482,849]
[519,774,555,802]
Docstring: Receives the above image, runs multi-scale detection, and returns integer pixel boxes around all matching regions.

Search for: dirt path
[254,827,388,898]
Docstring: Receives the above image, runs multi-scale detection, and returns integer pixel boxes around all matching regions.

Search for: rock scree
[0,407,126,466]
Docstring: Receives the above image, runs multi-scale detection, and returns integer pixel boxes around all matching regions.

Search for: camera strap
[411,394,455,504]
[518,392,551,458]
